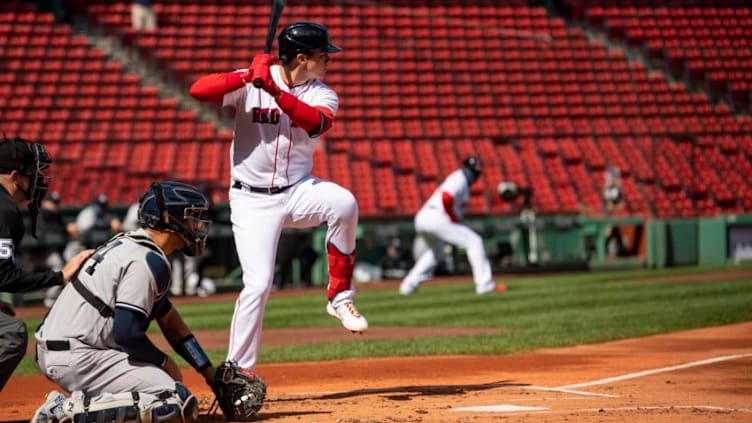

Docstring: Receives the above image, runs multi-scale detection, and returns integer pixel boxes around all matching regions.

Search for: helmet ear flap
[151,182,168,225]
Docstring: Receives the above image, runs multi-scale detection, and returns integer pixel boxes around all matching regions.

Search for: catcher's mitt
[211,361,267,421]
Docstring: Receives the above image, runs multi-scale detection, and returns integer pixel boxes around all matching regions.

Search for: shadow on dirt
[269,380,526,402]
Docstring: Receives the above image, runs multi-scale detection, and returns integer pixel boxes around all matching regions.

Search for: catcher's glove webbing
[210,361,266,421]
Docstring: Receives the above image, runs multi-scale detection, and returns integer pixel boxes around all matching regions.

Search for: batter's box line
[524,353,752,398]
[581,405,752,413]
[560,353,752,390]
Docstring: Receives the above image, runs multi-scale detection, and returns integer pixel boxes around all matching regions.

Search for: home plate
[453,405,548,412]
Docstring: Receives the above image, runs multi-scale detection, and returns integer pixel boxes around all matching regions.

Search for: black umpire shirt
[0,186,63,292]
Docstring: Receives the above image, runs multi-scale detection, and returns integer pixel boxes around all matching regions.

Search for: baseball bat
[253,0,286,88]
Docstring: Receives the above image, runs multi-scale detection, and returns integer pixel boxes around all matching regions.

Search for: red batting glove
[251,53,274,69]
[250,53,281,97]
[237,53,273,84]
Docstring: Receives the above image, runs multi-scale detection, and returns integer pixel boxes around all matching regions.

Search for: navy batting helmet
[278,22,341,64]
[138,181,212,256]
[0,136,52,238]
[462,156,482,184]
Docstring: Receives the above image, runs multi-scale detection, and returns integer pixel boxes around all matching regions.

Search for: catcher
[32,181,266,423]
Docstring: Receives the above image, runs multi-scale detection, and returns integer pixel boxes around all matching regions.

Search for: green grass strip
[14,267,752,376]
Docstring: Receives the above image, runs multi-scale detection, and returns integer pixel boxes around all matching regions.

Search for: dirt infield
[6,273,752,422]
[3,322,750,422]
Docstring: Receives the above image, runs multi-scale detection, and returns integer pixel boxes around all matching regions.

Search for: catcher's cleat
[31,390,67,423]
[327,301,368,333]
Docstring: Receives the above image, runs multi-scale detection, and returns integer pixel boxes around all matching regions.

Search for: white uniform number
[0,239,14,260]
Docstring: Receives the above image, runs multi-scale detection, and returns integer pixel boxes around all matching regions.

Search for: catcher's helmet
[138,181,212,256]
[0,136,52,238]
[462,156,482,184]
[278,22,341,64]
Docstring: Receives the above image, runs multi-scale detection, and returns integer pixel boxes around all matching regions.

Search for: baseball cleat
[31,390,67,423]
[327,301,368,333]
[476,281,498,295]
[399,281,417,295]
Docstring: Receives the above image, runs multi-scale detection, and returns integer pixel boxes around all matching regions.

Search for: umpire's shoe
[327,301,368,333]
[31,390,67,423]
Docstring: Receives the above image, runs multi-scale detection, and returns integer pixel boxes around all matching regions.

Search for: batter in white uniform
[189,22,368,374]
[400,157,497,295]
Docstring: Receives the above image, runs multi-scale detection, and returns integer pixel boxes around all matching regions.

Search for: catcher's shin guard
[57,391,141,423]
[54,387,197,423]
[326,242,354,301]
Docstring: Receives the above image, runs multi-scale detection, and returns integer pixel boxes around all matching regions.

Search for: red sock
[326,243,354,301]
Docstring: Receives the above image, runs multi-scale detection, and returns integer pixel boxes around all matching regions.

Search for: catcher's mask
[0,136,52,238]
[138,181,212,256]
[462,155,482,185]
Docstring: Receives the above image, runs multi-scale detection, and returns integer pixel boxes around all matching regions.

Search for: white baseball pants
[227,176,358,370]
[402,207,494,293]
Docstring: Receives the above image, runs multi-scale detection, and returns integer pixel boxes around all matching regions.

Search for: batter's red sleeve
[275,91,334,136]
[441,191,460,223]
[189,72,246,103]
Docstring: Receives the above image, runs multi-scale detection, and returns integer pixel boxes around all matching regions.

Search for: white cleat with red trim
[327,301,368,333]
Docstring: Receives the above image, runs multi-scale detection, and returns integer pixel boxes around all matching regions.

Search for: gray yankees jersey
[37,229,171,349]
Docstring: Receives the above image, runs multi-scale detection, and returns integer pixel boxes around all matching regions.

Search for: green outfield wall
[12,207,752,292]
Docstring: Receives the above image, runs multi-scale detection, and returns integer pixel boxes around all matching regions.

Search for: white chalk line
[582,405,752,413]
[560,353,752,389]
[452,353,752,414]
[278,353,752,414]
[454,405,752,414]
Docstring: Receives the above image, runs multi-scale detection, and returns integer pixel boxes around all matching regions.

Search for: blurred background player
[189,21,368,377]
[0,136,92,392]
[274,229,318,291]
[131,0,157,32]
[38,191,68,308]
[379,237,413,280]
[602,165,627,258]
[75,193,122,245]
[32,181,215,423]
[400,156,497,295]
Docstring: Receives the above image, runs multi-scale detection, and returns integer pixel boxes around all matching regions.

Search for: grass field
[15,266,752,376]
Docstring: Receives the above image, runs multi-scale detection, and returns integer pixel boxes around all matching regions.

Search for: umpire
[0,136,92,391]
